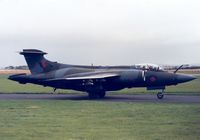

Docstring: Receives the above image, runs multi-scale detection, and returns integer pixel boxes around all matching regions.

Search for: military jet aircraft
[8,49,196,99]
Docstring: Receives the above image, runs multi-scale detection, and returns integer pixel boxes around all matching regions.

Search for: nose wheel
[157,90,164,99]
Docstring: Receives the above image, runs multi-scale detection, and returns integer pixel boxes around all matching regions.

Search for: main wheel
[88,92,97,99]
[98,91,106,98]
[88,91,106,99]
[157,92,164,99]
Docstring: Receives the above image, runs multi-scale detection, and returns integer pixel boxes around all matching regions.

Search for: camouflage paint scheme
[9,49,196,99]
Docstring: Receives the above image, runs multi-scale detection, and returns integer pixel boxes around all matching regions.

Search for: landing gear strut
[157,90,164,99]
[53,88,57,92]
[52,88,57,94]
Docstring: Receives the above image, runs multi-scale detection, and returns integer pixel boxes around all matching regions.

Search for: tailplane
[20,49,59,74]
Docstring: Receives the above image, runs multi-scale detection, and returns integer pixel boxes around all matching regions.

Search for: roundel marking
[149,76,157,83]
[40,59,48,68]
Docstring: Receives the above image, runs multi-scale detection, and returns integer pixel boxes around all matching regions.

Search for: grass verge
[0,101,199,140]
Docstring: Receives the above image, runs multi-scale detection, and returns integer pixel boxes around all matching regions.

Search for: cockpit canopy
[133,63,164,71]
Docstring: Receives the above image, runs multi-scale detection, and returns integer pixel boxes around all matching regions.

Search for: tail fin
[20,49,59,74]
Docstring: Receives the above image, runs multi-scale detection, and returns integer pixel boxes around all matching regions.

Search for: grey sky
[0,0,200,67]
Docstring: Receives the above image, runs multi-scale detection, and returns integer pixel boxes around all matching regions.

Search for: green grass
[1,75,200,95]
[1,74,200,139]
[0,101,199,140]
[0,75,79,94]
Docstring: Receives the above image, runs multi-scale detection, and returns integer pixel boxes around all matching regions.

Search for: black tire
[88,91,106,99]
[88,92,97,99]
[157,92,164,99]
[98,91,106,98]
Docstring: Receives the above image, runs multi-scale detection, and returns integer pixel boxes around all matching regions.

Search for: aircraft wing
[65,73,119,80]
[45,73,119,82]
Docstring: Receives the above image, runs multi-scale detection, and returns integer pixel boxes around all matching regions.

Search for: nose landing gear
[157,90,165,99]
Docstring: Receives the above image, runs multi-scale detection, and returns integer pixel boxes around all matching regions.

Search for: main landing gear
[88,90,106,99]
[157,90,165,99]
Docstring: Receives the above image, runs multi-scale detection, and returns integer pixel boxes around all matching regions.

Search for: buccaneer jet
[9,49,196,99]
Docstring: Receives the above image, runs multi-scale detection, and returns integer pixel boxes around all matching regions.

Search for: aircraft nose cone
[176,74,196,84]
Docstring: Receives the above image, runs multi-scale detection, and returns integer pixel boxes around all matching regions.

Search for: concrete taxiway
[0,93,199,103]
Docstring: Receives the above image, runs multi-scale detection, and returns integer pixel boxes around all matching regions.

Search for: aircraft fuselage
[8,49,196,99]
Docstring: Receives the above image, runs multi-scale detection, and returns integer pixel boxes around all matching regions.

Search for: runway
[0,93,200,103]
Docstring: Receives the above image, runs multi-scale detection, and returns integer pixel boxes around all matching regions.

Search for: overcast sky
[0,0,200,67]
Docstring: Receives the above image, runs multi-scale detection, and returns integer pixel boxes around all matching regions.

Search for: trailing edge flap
[46,73,119,82]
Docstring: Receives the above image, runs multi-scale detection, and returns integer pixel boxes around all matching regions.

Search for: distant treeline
[3,65,200,70]
[4,65,29,70]
[164,66,200,70]
[182,66,200,69]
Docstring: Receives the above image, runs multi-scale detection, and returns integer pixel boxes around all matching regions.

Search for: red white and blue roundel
[149,76,157,83]
[40,59,48,68]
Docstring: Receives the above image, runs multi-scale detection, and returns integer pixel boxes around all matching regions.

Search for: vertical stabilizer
[20,49,59,74]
